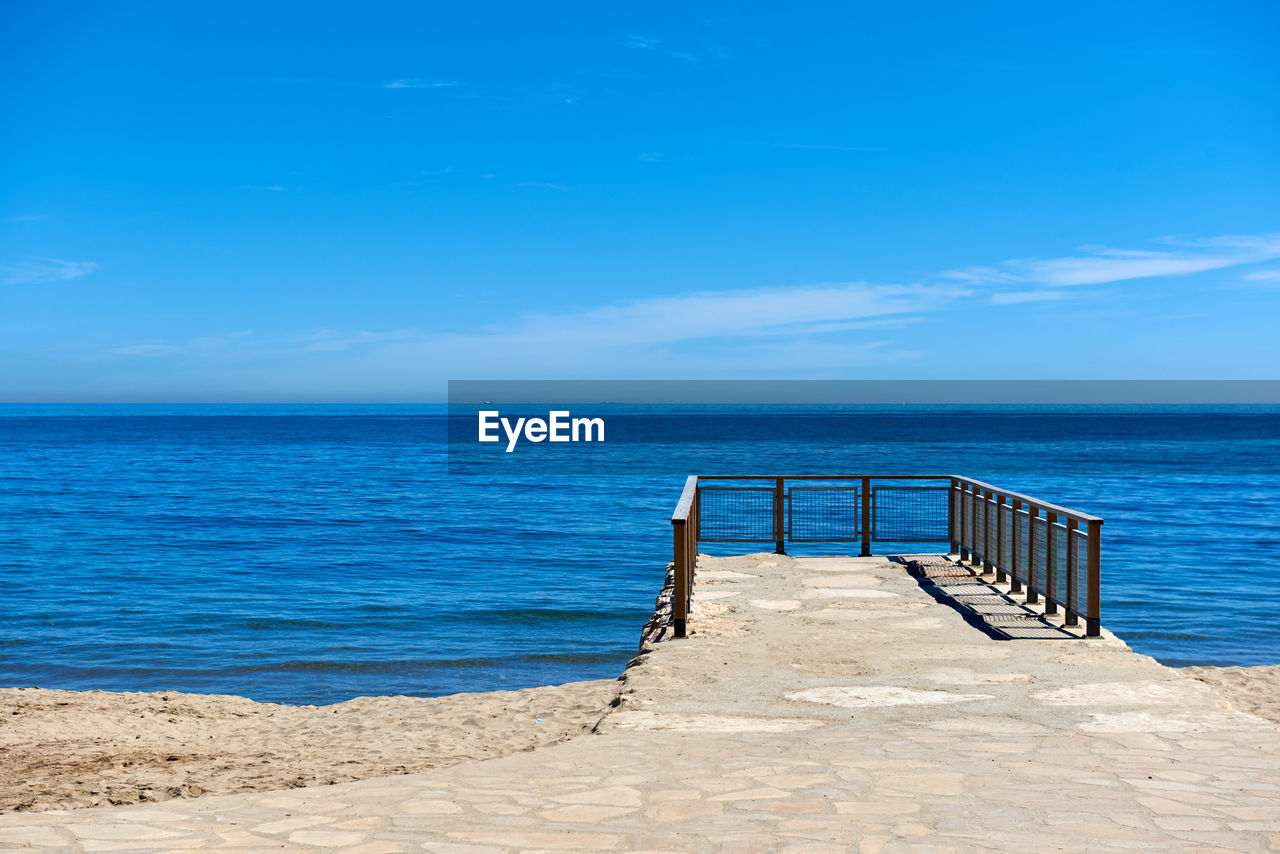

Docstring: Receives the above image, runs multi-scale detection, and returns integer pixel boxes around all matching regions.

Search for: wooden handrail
[697,474,949,480]
[670,476,698,638]
[954,476,1102,524]
[671,475,698,523]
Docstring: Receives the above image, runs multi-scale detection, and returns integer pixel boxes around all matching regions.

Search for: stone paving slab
[2,554,1278,853]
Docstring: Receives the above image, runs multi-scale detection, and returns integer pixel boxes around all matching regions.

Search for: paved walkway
[3,554,1279,853]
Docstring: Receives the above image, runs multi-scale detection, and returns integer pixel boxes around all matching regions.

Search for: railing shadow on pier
[890,555,1085,641]
[671,474,1102,640]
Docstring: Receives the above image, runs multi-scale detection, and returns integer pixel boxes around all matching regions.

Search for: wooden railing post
[959,482,970,561]
[672,520,688,638]
[860,476,871,557]
[1044,512,1058,615]
[774,477,786,555]
[1087,519,1102,637]
[948,478,958,555]
[1064,518,1079,627]
[970,485,981,568]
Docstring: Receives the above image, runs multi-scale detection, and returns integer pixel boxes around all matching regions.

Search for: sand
[0,679,622,812]
[1181,663,1280,724]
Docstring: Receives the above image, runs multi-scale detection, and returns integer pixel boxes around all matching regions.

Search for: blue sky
[2,1,1278,401]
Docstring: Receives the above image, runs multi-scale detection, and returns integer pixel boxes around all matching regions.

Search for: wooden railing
[951,476,1102,637]
[670,474,1102,638]
[670,476,699,639]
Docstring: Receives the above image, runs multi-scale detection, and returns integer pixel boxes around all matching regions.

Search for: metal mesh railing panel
[1051,522,1069,605]
[788,487,860,541]
[697,487,775,542]
[1031,515,1048,593]
[872,487,949,541]
[970,492,981,556]
[973,495,986,561]
[1069,528,1087,613]
[988,498,997,560]
[999,503,1013,571]
[1014,509,1029,583]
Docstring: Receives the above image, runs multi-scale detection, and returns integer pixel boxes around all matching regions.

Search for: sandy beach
[0,679,622,813]
[1181,663,1280,724]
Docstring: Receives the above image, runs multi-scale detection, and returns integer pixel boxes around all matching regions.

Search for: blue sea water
[1,404,1278,705]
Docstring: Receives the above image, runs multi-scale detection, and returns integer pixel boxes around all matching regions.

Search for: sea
[1,404,1277,706]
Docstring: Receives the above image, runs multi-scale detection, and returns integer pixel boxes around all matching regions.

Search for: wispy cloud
[1232,269,1280,290]
[341,233,1269,377]
[623,34,697,63]
[2,257,98,286]
[283,281,952,382]
[623,34,661,49]
[947,233,1280,288]
[111,331,253,357]
[110,343,183,357]
[259,185,286,192]
[774,143,886,152]
[639,152,691,163]
[1243,269,1280,282]
[383,79,458,90]
[989,290,1080,306]
[331,283,959,384]
[7,214,45,223]
[704,42,732,61]
[89,231,1280,390]
[518,181,568,191]
[753,316,925,336]
[96,281,949,387]
[295,329,422,352]
[487,281,953,349]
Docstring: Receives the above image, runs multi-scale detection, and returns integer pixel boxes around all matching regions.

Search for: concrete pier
[3,554,1278,853]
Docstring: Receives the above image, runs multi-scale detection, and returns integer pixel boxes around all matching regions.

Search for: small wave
[1119,630,1214,642]
[238,618,349,631]
[461,608,642,625]
[232,650,632,675]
